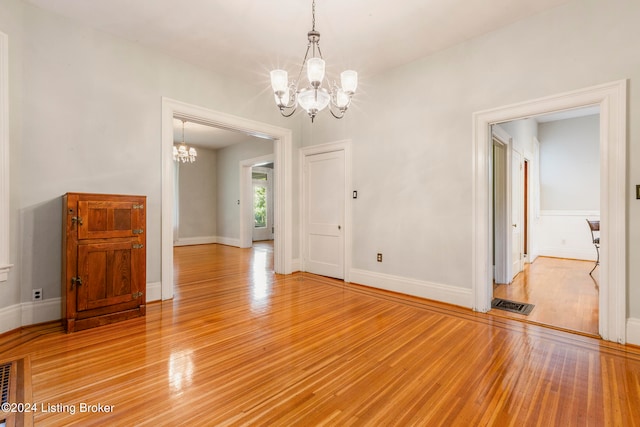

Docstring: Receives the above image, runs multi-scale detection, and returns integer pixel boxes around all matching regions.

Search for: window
[254,184,267,228]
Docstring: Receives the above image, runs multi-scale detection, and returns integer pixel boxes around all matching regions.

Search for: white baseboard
[291,258,300,273]
[173,236,217,246]
[537,247,596,261]
[349,269,472,308]
[21,298,62,326]
[146,281,161,302]
[174,236,241,248]
[216,236,241,247]
[626,317,640,346]
[0,303,21,334]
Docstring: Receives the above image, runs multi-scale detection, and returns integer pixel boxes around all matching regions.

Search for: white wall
[535,115,600,260]
[0,0,295,330]
[306,0,640,319]
[539,114,600,210]
[177,147,217,241]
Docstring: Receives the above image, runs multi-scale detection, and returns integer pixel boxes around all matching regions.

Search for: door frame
[299,140,352,282]
[472,80,627,343]
[240,154,274,247]
[492,125,512,285]
[161,98,293,300]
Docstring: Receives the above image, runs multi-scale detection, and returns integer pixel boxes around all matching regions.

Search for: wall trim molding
[0,303,20,334]
[21,298,62,326]
[540,210,600,217]
[146,281,162,302]
[174,236,217,246]
[472,79,627,343]
[626,318,640,347]
[0,31,12,282]
[536,247,597,262]
[350,269,472,309]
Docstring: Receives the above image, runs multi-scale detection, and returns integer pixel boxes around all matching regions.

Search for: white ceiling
[27,0,572,147]
[25,0,571,82]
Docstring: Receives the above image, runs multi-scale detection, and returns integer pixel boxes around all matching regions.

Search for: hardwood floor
[492,257,599,335]
[1,243,639,426]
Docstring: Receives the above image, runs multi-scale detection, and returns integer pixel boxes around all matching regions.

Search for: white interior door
[304,150,345,279]
[511,148,524,279]
[252,167,273,241]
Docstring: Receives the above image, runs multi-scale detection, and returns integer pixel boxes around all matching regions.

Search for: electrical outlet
[377,253,383,262]
[32,288,43,301]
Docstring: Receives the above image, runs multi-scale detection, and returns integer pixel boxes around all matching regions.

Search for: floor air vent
[0,362,10,405]
[491,298,535,315]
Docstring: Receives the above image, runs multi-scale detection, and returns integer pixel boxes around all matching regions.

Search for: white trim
[0,303,20,334]
[215,236,241,247]
[540,210,600,217]
[240,154,274,248]
[626,318,640,347]
[491,126,512,284]
[173,236,218,246]
[472,80,627,343]
[146,281,162,302]
[21,298,62,326]
[291,258,300,273]
[0,31,12,282]
[299,140,352,282]
[161,98,293,301]
[350,269,472,308]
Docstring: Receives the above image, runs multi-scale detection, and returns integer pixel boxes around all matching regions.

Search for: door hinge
[132,243,144,249]
[71,276,83,290]
[132,229,144,234]
[132,291,143,298]
[71,216,83,226]
[132,204,144,210]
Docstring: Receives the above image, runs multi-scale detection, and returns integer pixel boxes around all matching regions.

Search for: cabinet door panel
[77,241,143,311]
[78,200,144,239]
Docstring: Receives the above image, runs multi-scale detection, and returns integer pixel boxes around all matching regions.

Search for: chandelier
[270,0,358,122]
[173,119,197,163]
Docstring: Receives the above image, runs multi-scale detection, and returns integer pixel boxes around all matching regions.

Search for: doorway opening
[490,110,600,335]
[161,98,293,301]
[472,80,627,343]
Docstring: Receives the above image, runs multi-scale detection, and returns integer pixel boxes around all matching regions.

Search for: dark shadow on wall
[20,197,62,303]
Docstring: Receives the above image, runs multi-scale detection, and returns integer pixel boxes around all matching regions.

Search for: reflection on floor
[492,256,599,336]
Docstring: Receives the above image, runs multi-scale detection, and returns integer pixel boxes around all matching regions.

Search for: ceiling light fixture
[173,119,197,163]
[270,0,358,122]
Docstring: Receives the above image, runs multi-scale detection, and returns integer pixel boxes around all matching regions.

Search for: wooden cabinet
[62,193,146,332]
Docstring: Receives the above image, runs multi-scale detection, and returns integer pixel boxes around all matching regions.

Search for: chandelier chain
[312,0,316,31]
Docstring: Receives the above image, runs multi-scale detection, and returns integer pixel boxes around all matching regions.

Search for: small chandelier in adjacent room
[173,119,197,163]
[270,0,358,122]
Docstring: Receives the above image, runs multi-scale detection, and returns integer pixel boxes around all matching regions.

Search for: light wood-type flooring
[1,243,639,426]
[492,257,599,336]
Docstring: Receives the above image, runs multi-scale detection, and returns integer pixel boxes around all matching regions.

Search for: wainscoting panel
[536,210,599,260]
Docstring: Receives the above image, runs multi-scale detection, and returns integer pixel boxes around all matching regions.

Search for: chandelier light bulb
[270,69,289,94]
[340,70,358,95]
[306,58,325,88]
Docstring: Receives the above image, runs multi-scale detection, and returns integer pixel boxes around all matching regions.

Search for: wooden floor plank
[0,242,639,426]
[492,257,599,335]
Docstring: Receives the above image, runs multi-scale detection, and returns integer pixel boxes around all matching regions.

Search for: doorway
[472,80,627,343]
[491,113,600,335]
[161,98,294,301]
